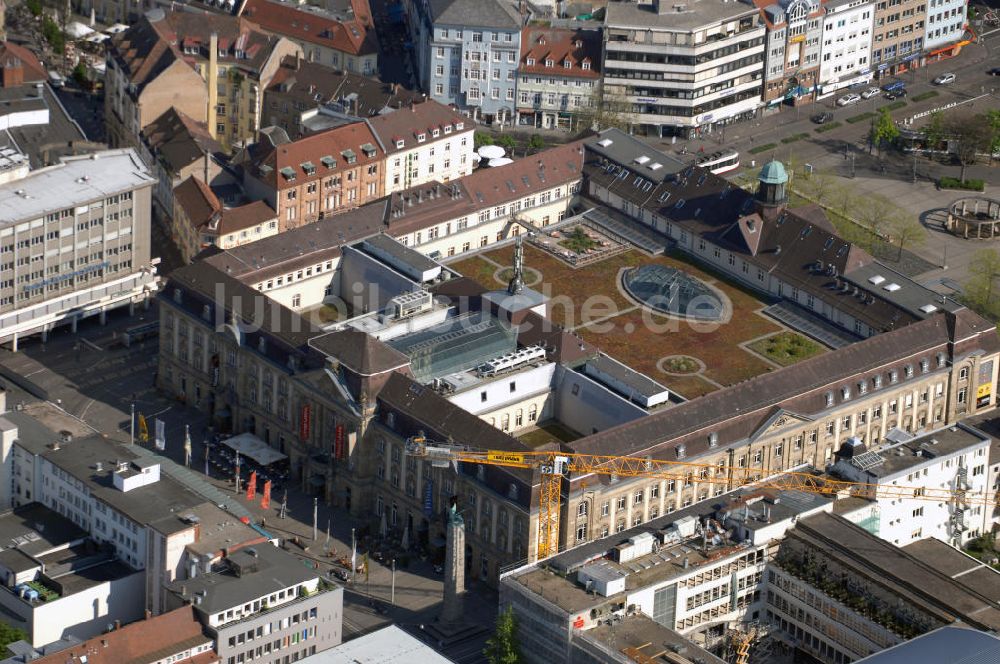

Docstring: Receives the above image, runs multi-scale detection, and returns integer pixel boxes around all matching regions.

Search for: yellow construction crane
[405,436,989,559]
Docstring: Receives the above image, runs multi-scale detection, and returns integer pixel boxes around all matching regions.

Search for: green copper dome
[758,160,789,185]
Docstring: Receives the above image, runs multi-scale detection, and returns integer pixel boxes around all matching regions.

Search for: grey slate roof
[428,0,522,29]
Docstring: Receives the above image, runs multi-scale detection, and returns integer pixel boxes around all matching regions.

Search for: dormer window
[937,352,946,368]
[416,133,426,142]
[858,381,867,395]
[301,161,315,176]
[280,166,296,181]
[545,58,553,67]
[889,369,899,384]
[320,155,336,169]
[431,128,440,138]
[360,143,377,158]
[675,444,686,459]
[443,125,452,134]
[201,304,211,321]
[455,122,464,130]
[563,59,572,68]
[526,57,535,66]
[582,61,591,70]
[708,432,718,448]
[395,139,405,149]
[841,386,851,400]
[904,364,914,378]
[341,149,356,164]
[825,391,834,407]
[873,374,882,389]
[920,359,929,373]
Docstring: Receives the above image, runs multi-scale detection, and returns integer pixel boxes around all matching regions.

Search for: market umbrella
[477,145,505,160]
[488,157,514,167]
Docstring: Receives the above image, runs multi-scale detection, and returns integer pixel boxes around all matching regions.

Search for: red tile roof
[241,0,377,56]
[366,99,470,155]
[218,200,277,234]
[519,27,601,78]
[175,176,222,228]
[0,41,48,85]
[250,120,384,188]
[33,606,215,664]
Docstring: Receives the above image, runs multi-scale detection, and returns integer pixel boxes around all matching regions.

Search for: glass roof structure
[388,311,518,381]
[623,264,724,321]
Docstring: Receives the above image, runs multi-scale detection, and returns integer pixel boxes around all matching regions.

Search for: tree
[495,134,516,151]
[855,193,904,244]
[0,623,28,658]
[949,113,993,182]
[72,61,88,87]
[474,132,494,148]
[888,213,925,261]
[25,0,42,16]
[987,109,1000,161]
[922,111,946,153]
[962,249,1000,319]
[575,84,635,133]
[484,606,521,664]
[527,134,545,151]
[869,108,900,157]
[801,167,836,207]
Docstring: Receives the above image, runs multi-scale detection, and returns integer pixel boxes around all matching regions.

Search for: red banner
[246,471,257,500]
[300,404,311,441]
[334,424,345,459]
[261,480,271,510]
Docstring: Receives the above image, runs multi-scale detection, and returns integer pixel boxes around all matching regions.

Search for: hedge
[939,177,985,192]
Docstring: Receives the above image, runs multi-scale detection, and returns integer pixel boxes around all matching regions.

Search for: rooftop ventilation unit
[477,346,547,377]
[388,290,432,319]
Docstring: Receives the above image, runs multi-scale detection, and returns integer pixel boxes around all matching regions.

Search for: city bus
[697,149,740,175]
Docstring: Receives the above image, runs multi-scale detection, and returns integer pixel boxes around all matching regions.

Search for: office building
[0,149,157,351]
[603,0,765,138]
[869,0,926,77]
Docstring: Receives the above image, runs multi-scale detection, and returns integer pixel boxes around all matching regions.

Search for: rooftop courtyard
[449,243,827,398]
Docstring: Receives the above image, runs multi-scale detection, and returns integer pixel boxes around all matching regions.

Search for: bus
[697,149,740,175]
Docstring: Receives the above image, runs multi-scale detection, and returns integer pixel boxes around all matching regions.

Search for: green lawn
[911,90,939,102]
[748,331,825,367]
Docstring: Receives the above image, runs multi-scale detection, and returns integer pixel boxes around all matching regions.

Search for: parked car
[884,88,908,100]
[837,93,861,106]
[881,80,906,93]
[811,112,834,124]
[933,72,956,85]
[861,86,881,99]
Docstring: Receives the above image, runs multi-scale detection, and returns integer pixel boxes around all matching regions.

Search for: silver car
[837,93,861,106]
[861,86,881,99]
[933,72,956,85]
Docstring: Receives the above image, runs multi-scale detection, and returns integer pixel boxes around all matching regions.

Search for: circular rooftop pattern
[946,197,1000,240]
[622,265,726,321]
[758,160,789,185]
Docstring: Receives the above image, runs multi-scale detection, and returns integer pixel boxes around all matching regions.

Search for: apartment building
[869,0,925,76]
[923,0,967,55]
[516,26,601,131]
[405,0,523,123]
[756,0,825,106]
[262,57,422,139]
[139,107,226,220]
[240,0,378,76]
[165,544,344,664]
[367,99,475,193]
[0,149,157,351]
[829,424,992,547]
[105,9,301,154]
[603,0,765,138]
[172,176,279,261]
[243,121,386,230]
[818,0,875,94]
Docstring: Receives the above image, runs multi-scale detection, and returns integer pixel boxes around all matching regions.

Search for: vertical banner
[154,419,166,450]
[137,415,149,444]
[424,478,434,518]
[977,360,994,408]
[334,424,345,460]
[247,471,257,501]
[300,404,311,441]
[261,480,272,510]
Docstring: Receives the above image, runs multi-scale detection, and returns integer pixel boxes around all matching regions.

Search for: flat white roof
[0,149,154,226]
[301,625,455,663]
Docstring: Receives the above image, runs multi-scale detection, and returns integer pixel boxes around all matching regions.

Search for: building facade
[243,121,386,230]
[516,26,601,131]
[756,0,825,106]
[0,149,157,351]
[367,99,475,193]
[405,0,523,123]
[923,0,967,55]
[870,0,926,77]
[240,0,379,76]
[603,0,765,138]
[818,0,875,94]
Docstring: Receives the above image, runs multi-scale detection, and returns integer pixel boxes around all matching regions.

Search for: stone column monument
[440,504,466,625]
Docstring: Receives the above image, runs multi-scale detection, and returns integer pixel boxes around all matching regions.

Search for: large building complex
[602,0,765,138]
[0,149,158,351]
[155,128,1000,589]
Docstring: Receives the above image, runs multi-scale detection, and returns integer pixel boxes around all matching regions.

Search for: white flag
[154,419,166,450]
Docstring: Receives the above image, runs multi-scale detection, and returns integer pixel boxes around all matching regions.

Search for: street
[0,310,497,663]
